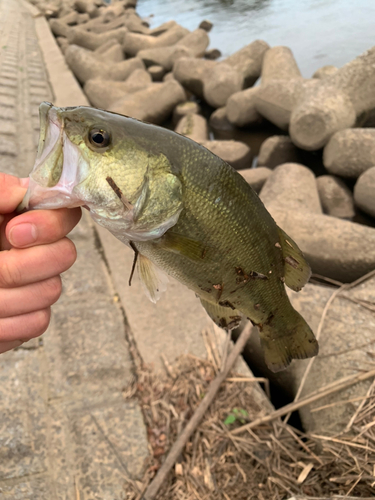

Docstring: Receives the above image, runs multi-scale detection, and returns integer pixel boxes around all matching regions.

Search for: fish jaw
[18,102,88,212]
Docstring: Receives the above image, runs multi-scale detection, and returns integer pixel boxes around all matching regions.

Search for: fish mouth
[18,102,86,212]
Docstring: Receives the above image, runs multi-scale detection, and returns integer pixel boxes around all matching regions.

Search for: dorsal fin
[277,227,311,292]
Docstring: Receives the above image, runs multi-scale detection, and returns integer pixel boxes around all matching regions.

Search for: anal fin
[277,226,311,292]
[200,298,242,331]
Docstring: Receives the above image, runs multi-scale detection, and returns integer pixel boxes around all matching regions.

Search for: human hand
[0,173,81,354]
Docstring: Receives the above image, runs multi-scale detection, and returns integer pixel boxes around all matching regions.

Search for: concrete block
[258,135,300,169]
[175,113,209,142]
[312,64,338,79]
[109,79,186,124]
[354,166,375,218]
[317,175,355,219]
[67,26,127,51]
[172,100,200,125]
[65,44,144,83]
[261,45,302,83]
[123,24,189,56]
[260,162,322,213]
[199,139,252,170]
[239,166,272,193]
[323,128,375,178]
[226,87,263,127]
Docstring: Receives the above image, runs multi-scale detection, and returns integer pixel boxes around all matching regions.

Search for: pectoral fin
[277,227,311,292]
[157,231,212,261]
[137,254,169,303]
[200,298,242,331]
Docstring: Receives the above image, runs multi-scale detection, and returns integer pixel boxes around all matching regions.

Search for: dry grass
[122,337,375,500]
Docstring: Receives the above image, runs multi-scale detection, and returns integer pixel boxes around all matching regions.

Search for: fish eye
[89,128,111,148]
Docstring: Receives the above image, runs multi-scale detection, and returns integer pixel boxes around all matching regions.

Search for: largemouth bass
[19,102,318,372]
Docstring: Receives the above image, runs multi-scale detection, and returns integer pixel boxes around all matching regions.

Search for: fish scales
[18,102,319,372]
[136,144,285,318]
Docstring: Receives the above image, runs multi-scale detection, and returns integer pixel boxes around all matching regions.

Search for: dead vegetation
[122,325,375,500]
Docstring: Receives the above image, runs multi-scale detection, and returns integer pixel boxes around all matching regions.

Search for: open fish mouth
[18,102,87,212]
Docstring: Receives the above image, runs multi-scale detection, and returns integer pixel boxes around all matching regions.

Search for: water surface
[137,0,375,77]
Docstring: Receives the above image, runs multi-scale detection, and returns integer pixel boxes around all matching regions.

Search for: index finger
[0,173,28,213]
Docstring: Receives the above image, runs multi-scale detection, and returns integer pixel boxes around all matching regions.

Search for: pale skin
[0,173,81,354]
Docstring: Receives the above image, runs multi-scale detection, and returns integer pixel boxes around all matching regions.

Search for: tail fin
[258,306,318,372]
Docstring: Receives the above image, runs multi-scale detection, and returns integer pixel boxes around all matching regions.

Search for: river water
[137,0,375,78]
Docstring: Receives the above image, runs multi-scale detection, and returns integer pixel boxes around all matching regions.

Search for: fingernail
[8,223,37,247]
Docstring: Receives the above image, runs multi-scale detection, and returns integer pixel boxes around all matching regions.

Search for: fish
[19,102,318,372]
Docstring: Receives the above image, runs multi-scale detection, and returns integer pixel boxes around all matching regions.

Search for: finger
[0,173,28,213]
[0,340,24,354]
[0,237,77,288]
[6,207,82,249]
[0,275,62,318]
[0,307,51,343]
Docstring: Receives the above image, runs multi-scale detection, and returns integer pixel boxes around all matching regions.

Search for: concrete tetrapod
[100,2,125,23]
[239,167,272,193]
[139,46,191,72]
[148,20,177,36]
[175,114,208,142]
[203,63,243,108]
[87,15,129,34]
[96,43,124,63]
[172,101,200,126]
[74,0,99,18]
[316,175,355,219]
[199,140,252,170]
[174,40,269,108]
[312,64,338,79]
[209,107,236,135]
[203,40,269,108]
[226,87,263,127]
[226,45,300,127]
[259,163,375,281]
[223,39,270,87]
[56,36,69,54]
[148,65,166,81]
[173,57,215,98]
[255,47,375,150]
[268,207,375,282]
[108,80,186,124]
[253,78,313,131]
[67,27,128,51]
[121,12,150,36]
[58,10,78,25]
[354,166,375,218]
[137,29,210,71]
[261,45,302,83]
[84,69,152,109]
[65,44,145,83]
[123,24,189,56]
[259,163,322,214]
[257,136,301,169]
[49,18,71,38]
[323,128,375,178]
